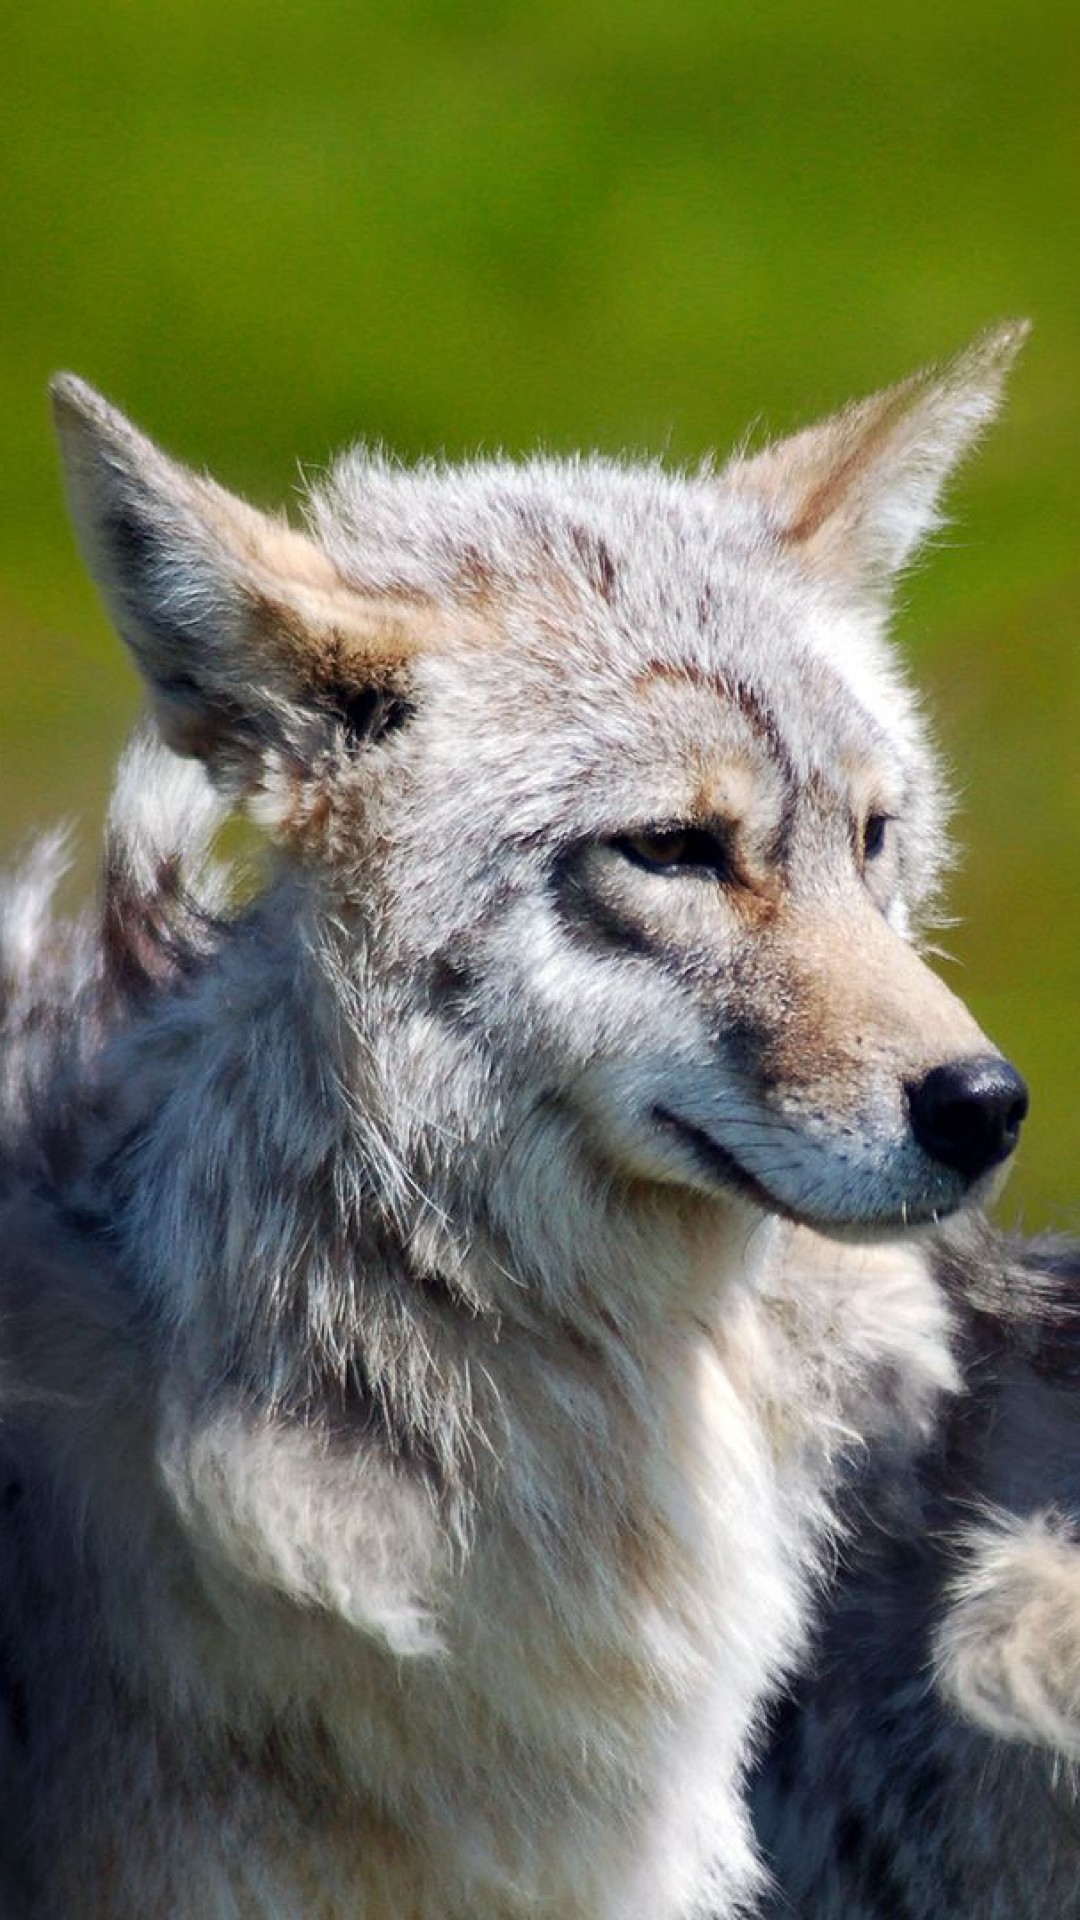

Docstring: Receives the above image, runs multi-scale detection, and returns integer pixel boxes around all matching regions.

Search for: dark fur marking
[836,1811,868,1868]
[863,1836,918,1918]
[323,683,416,750]
[103,511,275,753]
[429,956,475,1013]
[548,856,661,965]
[570,526,618,603]
[651,1105,778,1213]
[154,671,203,701]
[903,1757,946,1820]
[106,512,206,657]
[101,850,182,1003]
[105,505,160,584]
[759,1684,810,1795]
[51,1196,114,1243]
[0,1481,29,1754]
[99,844,221,1014]
[456,543,500,606]
[638,659,783,754]
[0,1667,29,1751]
[166,683,262,736]
[283,1314,457,1492]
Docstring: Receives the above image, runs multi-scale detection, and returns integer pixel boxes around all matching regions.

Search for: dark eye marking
[324,683,416,749]
[613,825,733,879]
[861,812,893,864]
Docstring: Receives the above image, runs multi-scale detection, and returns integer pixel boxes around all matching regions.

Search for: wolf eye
[862,813,891,863]
[616,827,731,877]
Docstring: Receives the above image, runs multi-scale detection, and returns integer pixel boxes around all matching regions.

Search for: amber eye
[616,826,731,878]
[862,813,890,862]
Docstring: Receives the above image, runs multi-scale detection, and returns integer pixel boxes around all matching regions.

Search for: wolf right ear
[51,377,441,800]
[726,320,1029,601]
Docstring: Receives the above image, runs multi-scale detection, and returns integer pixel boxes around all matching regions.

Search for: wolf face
[0,328,1026,1919]
[53,327,1025,1258]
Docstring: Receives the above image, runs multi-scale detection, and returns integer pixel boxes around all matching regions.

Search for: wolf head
[52,327,1027,1247]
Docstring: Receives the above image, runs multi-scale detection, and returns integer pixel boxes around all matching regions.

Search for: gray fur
[752,1222,1080,1919]
[0,330,1024,1916]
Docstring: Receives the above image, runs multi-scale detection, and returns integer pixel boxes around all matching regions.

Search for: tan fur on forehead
[626,665,789,851]
[683,756,775,832]
[634,659,792,757]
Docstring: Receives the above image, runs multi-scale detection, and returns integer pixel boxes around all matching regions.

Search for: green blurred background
[1,0,1077,1226]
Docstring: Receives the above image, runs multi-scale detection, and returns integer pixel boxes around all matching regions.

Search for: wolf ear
[726,320,1029,597]
[51,376,437,794]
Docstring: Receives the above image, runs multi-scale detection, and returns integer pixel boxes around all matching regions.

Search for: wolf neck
[64,886,950,1920]
[108,884,770,1396]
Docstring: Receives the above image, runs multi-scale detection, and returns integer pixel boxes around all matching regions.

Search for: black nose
[908,1056,1028,1180]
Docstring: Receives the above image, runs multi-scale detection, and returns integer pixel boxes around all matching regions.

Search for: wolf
[752,1219,1080,1920]
[0,327,1028,1918]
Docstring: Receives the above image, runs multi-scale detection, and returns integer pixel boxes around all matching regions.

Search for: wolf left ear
[726,320,1029,598]
[51,376,439,802]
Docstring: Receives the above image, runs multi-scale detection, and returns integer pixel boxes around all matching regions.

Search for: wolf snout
[907,1056,1028,1180]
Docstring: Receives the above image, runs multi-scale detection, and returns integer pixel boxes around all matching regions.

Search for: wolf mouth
[652,1105,783,1214]
[651,1104,956,1233]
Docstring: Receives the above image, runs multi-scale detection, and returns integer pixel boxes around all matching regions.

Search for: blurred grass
[1,0,1077,1226]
